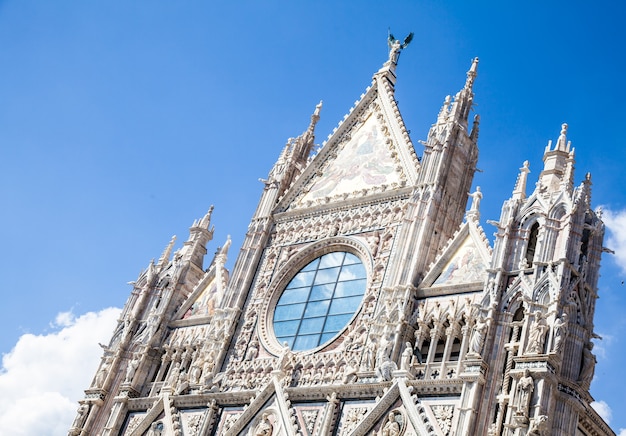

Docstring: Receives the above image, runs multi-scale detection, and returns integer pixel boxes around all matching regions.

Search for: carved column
[439,321,460,377]
[425,321,442,370]
[455,323,470,374]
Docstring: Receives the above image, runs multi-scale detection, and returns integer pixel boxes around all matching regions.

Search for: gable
[433,236,486,286]
[300,111,403,203]
[277,70,420,213]
[181,275,221,320]
[420,220,492,293]
[171,254,230,325]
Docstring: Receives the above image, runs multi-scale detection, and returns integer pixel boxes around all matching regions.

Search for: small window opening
[525,223,540,266]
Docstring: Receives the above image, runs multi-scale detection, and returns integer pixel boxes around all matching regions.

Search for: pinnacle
[555,123,569,151]
[465,57,479,90]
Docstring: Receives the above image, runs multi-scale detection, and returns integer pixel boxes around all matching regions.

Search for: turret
[538,123,575,193]
[406,58,480,278]
[491,125,597,273]
[480,124,606,434]
[419,58,479,187]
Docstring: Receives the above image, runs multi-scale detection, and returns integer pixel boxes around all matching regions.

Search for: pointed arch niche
[525,222,540,267]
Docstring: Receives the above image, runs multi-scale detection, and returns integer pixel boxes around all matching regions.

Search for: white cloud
[53,310,76,328]
[591,400,612,425]
[602,208,626,273]
[0,307,121,436]
[619,430,626,436]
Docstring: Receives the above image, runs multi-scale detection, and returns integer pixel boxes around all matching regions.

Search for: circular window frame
[259,237,371,356]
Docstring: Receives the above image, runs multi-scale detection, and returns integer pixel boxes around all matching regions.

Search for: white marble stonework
[70,40,614,436]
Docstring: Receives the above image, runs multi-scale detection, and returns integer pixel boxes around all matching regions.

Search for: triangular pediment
[421,220,492,292]
[343,378,456,436]
[180,274,221,320]
[122,398,165,436]
[220,376,300,436]
[277,71,420,212]
[298,110,404,204]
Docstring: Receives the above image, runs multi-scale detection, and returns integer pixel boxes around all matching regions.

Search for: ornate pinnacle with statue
[387,30,414,64]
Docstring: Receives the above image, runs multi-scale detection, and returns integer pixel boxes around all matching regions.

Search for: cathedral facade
[70,41,614,436]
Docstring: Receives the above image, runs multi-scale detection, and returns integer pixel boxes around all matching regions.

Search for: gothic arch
[533,283,551,306]
[525,222,540,266]
[502,287,525,313]
[549,204,569,261]
[516,214,544,268]
[549,203,568,220]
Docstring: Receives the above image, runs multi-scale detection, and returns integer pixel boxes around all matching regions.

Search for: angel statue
[388,31,414,64]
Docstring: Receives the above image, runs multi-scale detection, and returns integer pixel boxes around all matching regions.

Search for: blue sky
[0,1,625,433]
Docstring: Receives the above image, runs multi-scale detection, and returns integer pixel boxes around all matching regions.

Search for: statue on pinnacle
[387,30,414,64]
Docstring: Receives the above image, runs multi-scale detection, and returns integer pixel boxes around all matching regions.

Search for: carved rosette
[431,405,454,435]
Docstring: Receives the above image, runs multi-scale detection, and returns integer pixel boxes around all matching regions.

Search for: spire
[465,57,479,91]
[311,100,322,127]
[215,235,232,295]
[181,207,215,270]
[145,260,157,290]
[218,235,232,258]
[449,58,479,125]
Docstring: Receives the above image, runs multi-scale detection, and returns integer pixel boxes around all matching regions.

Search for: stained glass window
[273,252,367,351]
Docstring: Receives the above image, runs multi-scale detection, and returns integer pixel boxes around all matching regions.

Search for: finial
[157,235,177,269]
[437,95,452,122]
[555,123,568,151]
[314,100,322,117]
[198,206,214,229]
[470,114,480,142]
[512,160,531,200]
[387,30,414,65]
[309,101,322,131]
[219,235,232,256]
[465,57,479,89]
